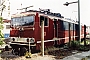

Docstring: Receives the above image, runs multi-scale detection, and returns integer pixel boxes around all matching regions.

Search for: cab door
[54,19,58,38]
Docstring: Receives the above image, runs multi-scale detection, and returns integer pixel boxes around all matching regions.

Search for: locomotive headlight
[30,38,35,43]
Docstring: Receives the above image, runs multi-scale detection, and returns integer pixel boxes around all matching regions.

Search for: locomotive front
[10,12,36,55]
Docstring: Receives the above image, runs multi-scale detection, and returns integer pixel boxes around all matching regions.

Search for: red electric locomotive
[10,9,85,55]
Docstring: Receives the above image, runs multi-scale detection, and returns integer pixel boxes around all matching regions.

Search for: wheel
[19,47,27,56]
[13,48,20,55]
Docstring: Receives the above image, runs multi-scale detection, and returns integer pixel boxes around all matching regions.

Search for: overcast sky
[3,0,90,26]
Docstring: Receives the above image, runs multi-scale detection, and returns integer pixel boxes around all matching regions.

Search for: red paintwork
[10,11,85,50]
[81,26,84,38]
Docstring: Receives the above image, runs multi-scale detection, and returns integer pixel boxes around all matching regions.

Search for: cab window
[40,16,48,26]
